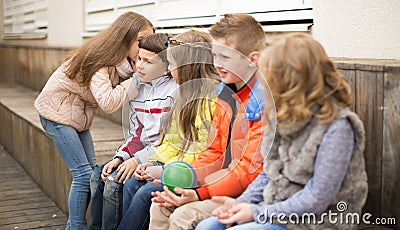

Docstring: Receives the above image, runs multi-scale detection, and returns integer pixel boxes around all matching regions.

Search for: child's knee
[104,172,123,197]
[169,206,191,226]
[90,165,103,181]
[196,216,221,230]
[73,166,94,184]
[123,177,141,193]
[149,203,170,219]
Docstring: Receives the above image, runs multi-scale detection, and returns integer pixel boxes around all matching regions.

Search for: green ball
[161,161,197,193]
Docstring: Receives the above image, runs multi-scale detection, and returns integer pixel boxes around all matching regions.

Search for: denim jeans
[89,164,124,230]
[118,178,163,230]
[39,116,96,230]
[196,216,288,230]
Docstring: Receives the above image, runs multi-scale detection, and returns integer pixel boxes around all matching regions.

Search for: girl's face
[167,49,179,83]
[136,49,166,83]
[128,26,154,69]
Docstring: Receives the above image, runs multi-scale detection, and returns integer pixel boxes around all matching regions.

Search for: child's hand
[217,203,253,226]
[151,186,199,207]
[134,164,144,180]
[115,158,138,184]
[211,196,239,218]
[134,162,153,180]
[151,190,168,204]
[144,166,163,182]
[101,158,122,181]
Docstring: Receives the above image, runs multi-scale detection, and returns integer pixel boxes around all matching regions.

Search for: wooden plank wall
[0,44,69,91]
[336,59,399,228]
[0,46,18,85]
[382,67,400,225]
[0,44,123,124]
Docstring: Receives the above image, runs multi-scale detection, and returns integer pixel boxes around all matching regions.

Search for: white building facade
[1,0,399,59]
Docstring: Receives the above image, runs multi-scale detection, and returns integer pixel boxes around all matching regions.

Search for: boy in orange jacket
[149,13,269,230]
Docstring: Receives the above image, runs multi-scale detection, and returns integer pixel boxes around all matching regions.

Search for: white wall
[313,0,400,60]
[47,0,83,47]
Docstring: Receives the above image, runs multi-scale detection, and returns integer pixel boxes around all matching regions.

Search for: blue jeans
[196,216,287,230]
[118,178,163,230]
[40,116,96,230]
[90,164,124,230]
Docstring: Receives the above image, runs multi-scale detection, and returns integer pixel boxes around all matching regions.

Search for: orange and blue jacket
[191,77,265,200]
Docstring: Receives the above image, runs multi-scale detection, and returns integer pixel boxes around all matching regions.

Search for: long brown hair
[65,12,153,86]
[259,33,352,127]
[162,30,220,156]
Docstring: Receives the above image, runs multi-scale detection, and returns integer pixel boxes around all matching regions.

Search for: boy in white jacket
[89,33,177,230]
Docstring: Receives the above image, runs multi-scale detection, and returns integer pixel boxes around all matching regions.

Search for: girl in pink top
[34,12,153,229]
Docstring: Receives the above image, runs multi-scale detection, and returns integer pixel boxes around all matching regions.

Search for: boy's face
[136,49,165,83]
[212,39,257,89]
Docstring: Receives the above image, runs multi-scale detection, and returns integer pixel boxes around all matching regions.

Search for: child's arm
[89,68,135,114]
[149,102,214,165]
[250,118,354,222]
[190,106,230,182]
[195,118,264,200]
[147,125,181,164]
[236,172,269,204]
[115,135,144,162]
[132,145,157,165]
[164,115,211,165]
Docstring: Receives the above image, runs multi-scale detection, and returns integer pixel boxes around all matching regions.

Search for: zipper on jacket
[83,101,88,129]
[57,93,71,112]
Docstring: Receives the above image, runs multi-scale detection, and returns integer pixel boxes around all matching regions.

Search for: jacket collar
[138,74,173,88]
[233,75,257,101]
[214,74,265,121]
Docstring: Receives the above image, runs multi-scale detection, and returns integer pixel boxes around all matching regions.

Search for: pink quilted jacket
[34,60,136,132]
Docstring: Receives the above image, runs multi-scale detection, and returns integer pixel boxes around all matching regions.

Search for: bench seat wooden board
[0,84,125,215]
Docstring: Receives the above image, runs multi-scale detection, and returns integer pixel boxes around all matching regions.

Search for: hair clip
[164,37,171,47]
[164,37,185,47]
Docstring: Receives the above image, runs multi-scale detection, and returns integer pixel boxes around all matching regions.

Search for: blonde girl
[119,30,220,230]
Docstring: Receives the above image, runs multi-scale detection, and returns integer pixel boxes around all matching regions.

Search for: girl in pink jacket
[34,12,153,230]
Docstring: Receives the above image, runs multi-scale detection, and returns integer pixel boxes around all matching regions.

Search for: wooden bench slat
[0,206,63,220]
[0,84,124,216]
[0,147,66,228]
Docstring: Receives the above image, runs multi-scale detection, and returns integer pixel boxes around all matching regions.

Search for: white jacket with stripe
[115,74,177,163]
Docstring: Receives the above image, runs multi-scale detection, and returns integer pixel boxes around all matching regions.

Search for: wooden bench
[1,74,399,228]
[0,84,124,215]
[0,145,68,229]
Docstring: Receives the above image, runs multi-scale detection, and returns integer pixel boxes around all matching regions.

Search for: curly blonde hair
[259,33,352,127]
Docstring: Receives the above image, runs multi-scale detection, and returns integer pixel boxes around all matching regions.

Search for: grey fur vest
[261,108,368,229]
